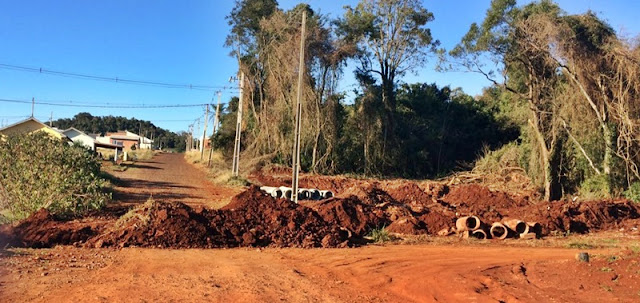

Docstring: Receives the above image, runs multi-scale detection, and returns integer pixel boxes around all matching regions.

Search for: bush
[624,182,640,203]
[129,149,154,161]
[369,226,391,243]
[579,174,611,200]
[0,132,109,221]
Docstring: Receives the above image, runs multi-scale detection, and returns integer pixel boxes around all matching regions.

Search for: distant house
[99,130,153,150]
[0,117,71,142]
[63,127,96,150]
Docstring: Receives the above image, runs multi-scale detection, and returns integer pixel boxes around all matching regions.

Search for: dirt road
[2,153,639,302]
[109,153,241,209]
[1,244,636,303]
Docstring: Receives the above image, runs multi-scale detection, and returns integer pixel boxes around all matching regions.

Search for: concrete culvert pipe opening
[455,216,481,231]
[279,187,293,200]
[298,189,310,200]
[471,229,487,239]
[320,190,333,199]
[272,189,283,199]
[503,219,529,235]
[308,189,321,200]
[527,222,541,236]
[490,222,508,240]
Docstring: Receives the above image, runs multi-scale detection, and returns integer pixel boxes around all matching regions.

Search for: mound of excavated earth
[1,182,639,249]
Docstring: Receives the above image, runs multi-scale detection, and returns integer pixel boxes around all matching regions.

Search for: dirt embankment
[2,179,639,249]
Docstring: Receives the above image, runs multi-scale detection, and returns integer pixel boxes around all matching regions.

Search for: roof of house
[0,117,70,141]
[63,127,94,139]
[109,135,139,141]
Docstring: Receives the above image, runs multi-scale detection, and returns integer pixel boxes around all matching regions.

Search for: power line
[0,98,224,109]
[0,63,237,92]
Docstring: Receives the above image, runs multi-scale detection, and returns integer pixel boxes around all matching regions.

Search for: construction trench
[1,173,639,249]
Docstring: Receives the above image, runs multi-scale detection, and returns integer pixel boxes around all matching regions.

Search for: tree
[337,0,439,166]
[450,0,566,200]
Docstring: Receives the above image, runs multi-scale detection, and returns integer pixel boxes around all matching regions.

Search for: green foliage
[369,226,391,243]
[624,182,640,203]
[579,174,611,200]
[0,132,109,221]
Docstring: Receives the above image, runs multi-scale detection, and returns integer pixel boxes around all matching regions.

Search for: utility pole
[231,72,245,177]
[31,97,35,118]
[200,104,209,160]
[208,91,222,167]
[49,112,53,127]
[291,10,307,203]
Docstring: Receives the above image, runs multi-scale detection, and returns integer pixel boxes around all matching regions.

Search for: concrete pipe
[302,188,321,200]
[319,190,334,199]
[503,218,529,235]
[471,229,487,240]
[455,216,481,231]
[298,188,310,200]
[278,186,293,200]
[490,222,509,240]
[527,222,541,236]
[461,229,487,239]
[260,186,283,198]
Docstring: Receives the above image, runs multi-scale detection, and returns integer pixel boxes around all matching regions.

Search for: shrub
[129,149,154,161]
[579,174,611,200]
[0,132,109,221]
[369,226,391,243]
[624,182,640,203]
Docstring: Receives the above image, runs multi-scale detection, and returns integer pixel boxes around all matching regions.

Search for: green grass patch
[567,241,597,249]
[369,226,392,243]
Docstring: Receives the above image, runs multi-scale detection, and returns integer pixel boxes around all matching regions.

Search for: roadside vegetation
[206,0,640,202]
[0,132,110,223]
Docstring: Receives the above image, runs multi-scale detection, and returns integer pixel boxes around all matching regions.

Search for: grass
[369,226,392,243]
[600,267,613,272]
[567,241,597,249]
[113,197,155,229]
[128,149,154,161]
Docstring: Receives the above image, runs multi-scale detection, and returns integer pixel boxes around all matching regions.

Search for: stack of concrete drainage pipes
[259,186,334,201]
[456,216,541,239]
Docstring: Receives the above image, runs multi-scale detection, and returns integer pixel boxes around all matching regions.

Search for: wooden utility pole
[208,91,222,167]
[231,72,244,177]
[200,104,209,160]
[291,10,307,203]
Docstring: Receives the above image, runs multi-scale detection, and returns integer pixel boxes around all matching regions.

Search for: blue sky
[1,0,638,133]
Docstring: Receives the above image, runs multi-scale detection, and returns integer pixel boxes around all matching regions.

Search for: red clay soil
[0,209,103,248]
[3,162,640,250]
[248,169,640,237]
[87,186,351,249]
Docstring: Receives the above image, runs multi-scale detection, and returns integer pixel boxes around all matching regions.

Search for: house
[0,117,71,142]
[99,130,153,150]
[63,127,96,150]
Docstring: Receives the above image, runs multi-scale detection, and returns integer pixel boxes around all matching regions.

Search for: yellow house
[0,117,70,141]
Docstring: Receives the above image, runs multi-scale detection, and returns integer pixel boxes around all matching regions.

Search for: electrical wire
[0,63,238,92]
[0,98,226,109]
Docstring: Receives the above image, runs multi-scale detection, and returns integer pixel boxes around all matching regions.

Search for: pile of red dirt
[511,199,640,235]
[3,181,639,249]
[88,186,352,249]
[0,209,99,248]
[89,201,213,248]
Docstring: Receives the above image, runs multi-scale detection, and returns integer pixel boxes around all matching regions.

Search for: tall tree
[450,0,566,200]
[337,0,439,165]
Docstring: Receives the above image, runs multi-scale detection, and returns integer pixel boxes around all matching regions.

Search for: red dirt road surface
[109,153,241,209]
[2,245,639,302]
[1,153,640,302]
